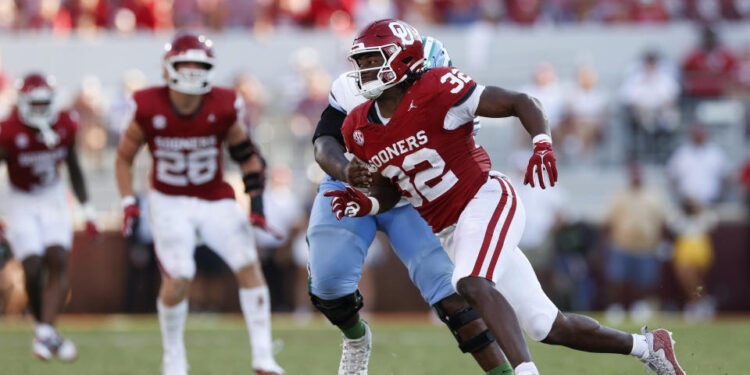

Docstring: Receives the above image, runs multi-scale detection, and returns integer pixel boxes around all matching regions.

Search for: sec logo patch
[353,130,364,146]
[152,115,167,130]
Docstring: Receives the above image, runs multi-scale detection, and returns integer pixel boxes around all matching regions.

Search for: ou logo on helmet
[389,22,419,46]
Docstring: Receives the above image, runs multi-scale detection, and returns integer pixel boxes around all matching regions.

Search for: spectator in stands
[739,152,750,217]
[681,25,738,99]
[253,165,303,311]
[670,198,718,322]
[71,75,108,170]
[353,0,397,27]
[509,151,566,293]
[69,0,110,30]
[26,0,72,34]
[107,68,146,140]
[564,64,609,162]
[667,123,729,207]
[522,62,566,143]
[620,50,680,162]
[118,0,172,30]
[0,0,18,30]
[505,0,543,24]
[234,73,269,130]
[0,51,14,119]
[604,164,668,323]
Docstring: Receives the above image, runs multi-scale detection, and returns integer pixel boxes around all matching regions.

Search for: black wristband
[250,195,264,216]
[243,171,266,193]
[228,139,257,162]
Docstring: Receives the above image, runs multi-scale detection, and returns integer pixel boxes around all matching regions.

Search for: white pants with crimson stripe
[438,172,558,342]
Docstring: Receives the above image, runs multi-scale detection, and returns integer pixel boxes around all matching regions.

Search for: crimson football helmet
[17,73,58,129]
[347,19,426,99]
[163,32,215,95]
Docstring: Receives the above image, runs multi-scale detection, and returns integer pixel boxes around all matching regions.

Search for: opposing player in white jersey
[310,36,514,375]
[114,32,283,375]
[329,19,686,375]
[0,73,99,362]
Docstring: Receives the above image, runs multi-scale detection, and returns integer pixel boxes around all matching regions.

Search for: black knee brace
[433,301,495,353]
[310,290,364,327]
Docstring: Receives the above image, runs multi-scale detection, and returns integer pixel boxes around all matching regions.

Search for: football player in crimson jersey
[329,19,685,375]
[311,36,511,375]
[114,32,283,375]
[0,73,100,362]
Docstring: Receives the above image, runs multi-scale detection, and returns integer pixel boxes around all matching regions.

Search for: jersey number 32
[381,148,457,207]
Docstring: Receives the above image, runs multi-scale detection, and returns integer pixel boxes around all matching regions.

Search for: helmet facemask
[347,43,409,100]
[17,87,60,146]
[164,51,215,95]
[18,88,57,128]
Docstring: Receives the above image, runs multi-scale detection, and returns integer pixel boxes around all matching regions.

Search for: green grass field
[0,313,747,374]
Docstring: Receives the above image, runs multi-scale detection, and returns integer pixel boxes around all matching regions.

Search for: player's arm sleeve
[444,84,485,131]
[312,104,347,146]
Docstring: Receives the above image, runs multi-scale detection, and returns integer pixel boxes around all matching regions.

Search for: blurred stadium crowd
[1,0,750,34]
[0,2,749,327]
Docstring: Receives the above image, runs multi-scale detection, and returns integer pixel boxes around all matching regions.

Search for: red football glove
[82,203,100,238]
[323,187,378,220]
[249,195,283,240]
[85,220,100,238]
[250,213,283,240]
[524,136,558,189]
[122,197,140,238]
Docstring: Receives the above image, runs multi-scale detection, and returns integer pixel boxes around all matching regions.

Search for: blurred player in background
[331,19,686,375]
[114,32,283,375]
[310,35,512,375]
[0,73,99,362]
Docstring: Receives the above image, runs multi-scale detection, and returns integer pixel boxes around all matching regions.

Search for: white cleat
[253,357,285,375]
[32,337,54,361]
[56,337,78,362]
[639,326,686,375]
[162,355,189,375]
[338,321,372,375]
[32,334,77,362]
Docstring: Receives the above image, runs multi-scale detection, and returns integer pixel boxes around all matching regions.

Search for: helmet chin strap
[360,81,384,99]
[25,118,60,147]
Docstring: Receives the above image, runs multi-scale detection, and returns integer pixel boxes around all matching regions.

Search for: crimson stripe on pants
[470,177,509,277]
[485,178,517,280]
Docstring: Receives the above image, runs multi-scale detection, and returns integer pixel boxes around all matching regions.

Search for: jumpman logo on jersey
[408,100,418,112]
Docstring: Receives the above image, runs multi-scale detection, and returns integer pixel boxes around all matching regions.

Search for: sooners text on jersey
[133,86,238,200]
[0,110,77,191]
[342,67,490,232]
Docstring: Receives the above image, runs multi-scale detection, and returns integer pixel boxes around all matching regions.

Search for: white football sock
[515,362,540,375]
[240,286,274,362]
[157,299,188,360]
[34,323,55,340]
[630,333,649,359]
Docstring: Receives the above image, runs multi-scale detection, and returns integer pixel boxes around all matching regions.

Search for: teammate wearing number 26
[0,72,99,363]
[331,19,685,375]
[114,32,283,375]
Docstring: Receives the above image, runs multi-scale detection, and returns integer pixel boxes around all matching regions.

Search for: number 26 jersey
[133,86,238,201]
[342,67,491,233]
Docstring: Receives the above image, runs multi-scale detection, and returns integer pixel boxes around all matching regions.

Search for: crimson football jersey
[133,86,238,201]
[0,109,77,191]
[342,67,491,232]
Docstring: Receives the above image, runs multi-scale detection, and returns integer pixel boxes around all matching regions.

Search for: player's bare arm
[476,86,558,188]
[114,120,146,198]
[368,173,400,213]
[313,136,372,188]
[65,145,89,204]
[312,104,373,187]
[226,120,264,197]
[475,86,549,138]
